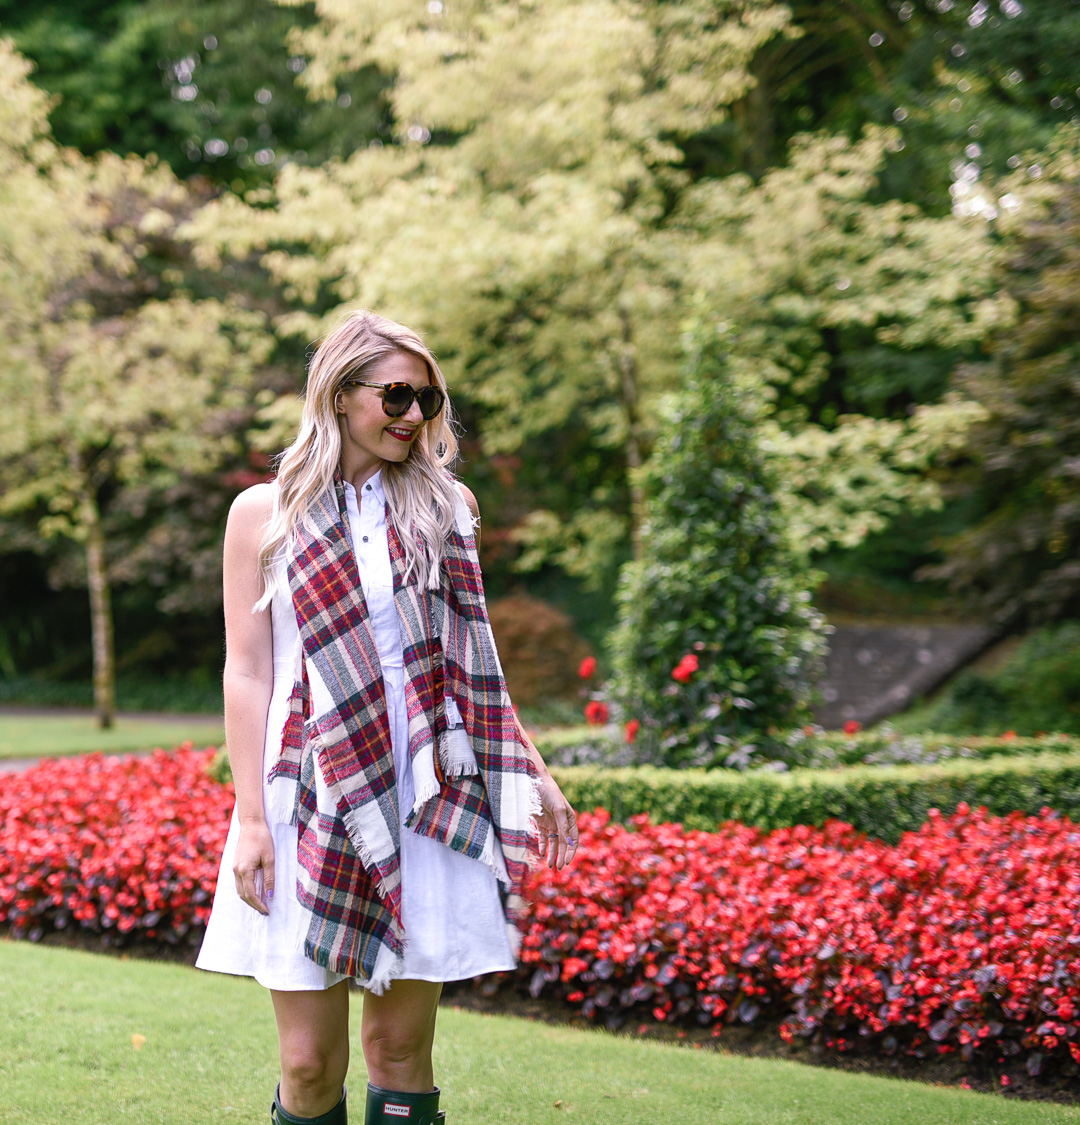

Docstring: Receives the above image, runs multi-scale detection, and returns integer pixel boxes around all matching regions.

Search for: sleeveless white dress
[196,472,517,991]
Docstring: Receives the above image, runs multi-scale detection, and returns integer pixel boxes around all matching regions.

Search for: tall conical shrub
[608,328,828,768]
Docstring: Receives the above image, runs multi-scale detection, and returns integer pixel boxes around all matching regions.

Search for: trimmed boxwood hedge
[536,725,1080,769]
[550,749,1080,843]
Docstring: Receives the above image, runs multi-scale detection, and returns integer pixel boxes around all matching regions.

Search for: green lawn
[1,941,1077,1125]
[0,712,223,759]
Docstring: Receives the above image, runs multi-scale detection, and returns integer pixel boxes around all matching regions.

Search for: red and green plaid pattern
[268,475,537,986]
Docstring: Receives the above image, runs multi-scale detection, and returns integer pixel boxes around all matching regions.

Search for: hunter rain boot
[364,1082,446,1123]
[271,1084,348,1124]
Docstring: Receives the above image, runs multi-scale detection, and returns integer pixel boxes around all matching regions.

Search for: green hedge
[551,750,1080,843]
[536,724,1080,769]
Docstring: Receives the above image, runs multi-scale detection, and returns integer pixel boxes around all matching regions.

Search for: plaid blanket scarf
[267,474,539,990]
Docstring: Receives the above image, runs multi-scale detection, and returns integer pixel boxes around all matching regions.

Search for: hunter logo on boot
[383,1104,411,1118]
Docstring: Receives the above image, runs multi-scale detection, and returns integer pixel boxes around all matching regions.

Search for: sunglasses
[342,379,446,420]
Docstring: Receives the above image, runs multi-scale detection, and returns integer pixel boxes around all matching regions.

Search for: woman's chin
[381,437,416,461]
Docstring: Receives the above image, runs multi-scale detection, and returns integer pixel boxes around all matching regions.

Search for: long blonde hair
[255,310,461,610]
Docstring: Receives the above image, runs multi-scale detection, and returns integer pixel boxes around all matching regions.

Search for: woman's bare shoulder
[227,482,276,534]
[456,481,480,521]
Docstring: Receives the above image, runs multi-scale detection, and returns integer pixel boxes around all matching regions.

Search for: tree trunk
[78,479,116,729]
[617,304,645,559]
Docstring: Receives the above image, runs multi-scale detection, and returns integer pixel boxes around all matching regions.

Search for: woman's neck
[339,452,384,492]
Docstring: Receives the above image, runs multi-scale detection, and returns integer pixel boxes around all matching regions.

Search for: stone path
[813,623,996,729]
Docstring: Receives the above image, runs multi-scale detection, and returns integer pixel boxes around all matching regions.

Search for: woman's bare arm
[514,711,579,871]
[222,483,277,912]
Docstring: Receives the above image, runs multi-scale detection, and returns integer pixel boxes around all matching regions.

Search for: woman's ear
[334,393,344,413]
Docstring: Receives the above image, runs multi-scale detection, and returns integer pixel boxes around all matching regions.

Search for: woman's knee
[360,1021,429,1072]
[272,982,351,1104]
[360,980,441,1087]
[279,1032,349,1093]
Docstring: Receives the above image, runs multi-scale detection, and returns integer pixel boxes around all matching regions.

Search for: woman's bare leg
[361,979,443,1092]
[271,980,351,1117]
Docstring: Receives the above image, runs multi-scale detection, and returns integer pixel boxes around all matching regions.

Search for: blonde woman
[197,311,579,1125]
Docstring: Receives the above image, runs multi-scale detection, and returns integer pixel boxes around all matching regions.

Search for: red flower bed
[520,806,1080,1078]
[0,746,232,946]
[6,746,1080,1081]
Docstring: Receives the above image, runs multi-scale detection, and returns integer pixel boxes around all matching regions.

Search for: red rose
[842,720,862,736]
[624,719,641,744]
[671,653,699,683]
[584,700,609,725]
[578,655,597,679]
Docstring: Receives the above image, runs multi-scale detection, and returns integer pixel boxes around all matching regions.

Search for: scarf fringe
[340,804,404,924]
[355,940,407,996]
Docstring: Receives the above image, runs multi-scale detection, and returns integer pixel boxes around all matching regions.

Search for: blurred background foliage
[0,0,1078,726]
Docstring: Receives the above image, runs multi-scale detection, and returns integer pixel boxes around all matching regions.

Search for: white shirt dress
[196,472,517,991]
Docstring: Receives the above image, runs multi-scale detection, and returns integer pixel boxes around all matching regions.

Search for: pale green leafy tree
[190,2,1005,581]
[0,40,272,726]
[191,0,793,565]
[677,128,1010,556]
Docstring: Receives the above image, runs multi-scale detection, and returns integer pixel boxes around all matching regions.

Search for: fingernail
[267,888,274,901]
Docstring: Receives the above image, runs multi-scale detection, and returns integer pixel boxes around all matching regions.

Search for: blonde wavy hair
[254,310,461,610]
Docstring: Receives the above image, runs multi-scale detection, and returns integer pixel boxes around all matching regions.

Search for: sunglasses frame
[341,379,445,420]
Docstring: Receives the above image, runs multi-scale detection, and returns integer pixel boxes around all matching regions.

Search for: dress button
[362,535,369,543]
[366,483,372,491]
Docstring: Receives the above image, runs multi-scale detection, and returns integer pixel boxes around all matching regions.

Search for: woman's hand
[513,710,579,870]
[535,773,579,871]
[233,819,276,915]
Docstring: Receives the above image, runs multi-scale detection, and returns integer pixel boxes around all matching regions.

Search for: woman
[197,311,579,1125]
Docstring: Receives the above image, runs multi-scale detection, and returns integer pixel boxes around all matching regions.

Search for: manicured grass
[2,941,1078,1124]
[0,713,223,759]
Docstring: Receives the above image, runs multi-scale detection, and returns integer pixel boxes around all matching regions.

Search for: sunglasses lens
[373,382,444,419]
[417,386,445,419]
[380,384,413,416]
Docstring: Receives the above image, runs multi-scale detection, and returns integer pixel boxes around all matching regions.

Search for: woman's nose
[403,397,425,423]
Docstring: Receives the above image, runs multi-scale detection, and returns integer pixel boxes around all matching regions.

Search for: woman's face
[335,349,430,484]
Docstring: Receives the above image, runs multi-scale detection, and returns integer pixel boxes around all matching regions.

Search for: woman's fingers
[263,856,276,903]
[536,803,579,870]
[234,862,268,915]
[233,825,275,915]
[553,804,578,869]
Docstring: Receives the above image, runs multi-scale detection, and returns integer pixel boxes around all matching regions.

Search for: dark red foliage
[519,806,1080,1077]
[0,746,232,946]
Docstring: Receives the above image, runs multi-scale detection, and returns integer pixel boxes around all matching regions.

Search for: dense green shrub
[911,621,1080,735]
[778,726,1080,768]
[536,722,1080,771]
[550,748,1080,844]
[607,328,827,768]
[533,724,638,768]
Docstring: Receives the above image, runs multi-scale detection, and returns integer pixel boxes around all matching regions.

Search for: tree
[920,131,1080,628]
[607,326,828,767]
[189,0,1004,588]
[0,0,386,186]
[0,40,273,726]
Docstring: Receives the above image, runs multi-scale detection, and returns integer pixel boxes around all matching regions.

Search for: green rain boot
[271,1084,347,1124]
[364,1083,446,1124]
